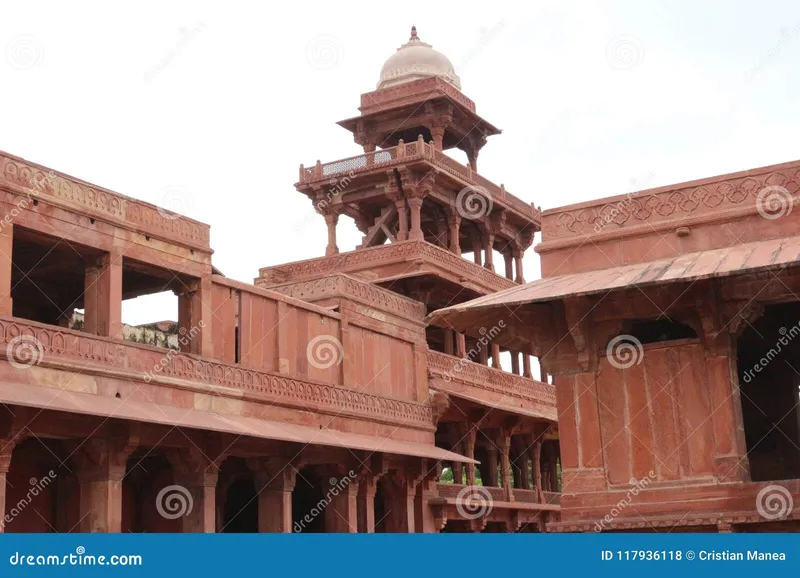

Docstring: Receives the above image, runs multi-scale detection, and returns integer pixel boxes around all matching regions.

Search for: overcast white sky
[2,0,799,324]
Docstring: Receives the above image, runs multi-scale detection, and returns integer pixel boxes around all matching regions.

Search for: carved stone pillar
[176,276,213,357]
[498,433,512,500]
[0,222,13,316]
[471,232,482,265]
[169,447,220,533]
[491,344,501,369]
[503,250,514,280]
[326,478,358,533]
[0,431,23,532]
[84,251,123,339]
[407,195,424,241]
[531,438,543,501]
[456,332,467,358]
[357,475,377,533]
[414,462,441,533]
[247,457,299,533]
[443,330,454,356]
[522,355,532,378]
[394,198,408,241]
[324,212,339,256]
[447,212,461,255]
[384,472,417,533]
[510,352,520,375]
[485,445,498,487]
[483,232,495,271]
[73,436,137,533]
[462,425,477,487]
[513,248,524,284]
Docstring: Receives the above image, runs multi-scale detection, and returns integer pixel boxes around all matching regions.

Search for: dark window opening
[625,318,697,345]
[292,467,325,533]
[738,302,800,481]
[222,479,258,533]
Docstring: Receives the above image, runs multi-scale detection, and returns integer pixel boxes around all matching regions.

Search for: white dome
[378,27,461,90]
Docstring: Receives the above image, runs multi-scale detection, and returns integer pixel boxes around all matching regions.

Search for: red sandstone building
[0,28,558,533]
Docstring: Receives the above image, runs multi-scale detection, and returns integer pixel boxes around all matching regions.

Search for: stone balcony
[431,483,560,532]
[257,240,518,296]
[297,137,541,225]
[427,350,557,421]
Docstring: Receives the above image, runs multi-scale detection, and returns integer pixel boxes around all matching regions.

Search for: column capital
[247,455,304,492]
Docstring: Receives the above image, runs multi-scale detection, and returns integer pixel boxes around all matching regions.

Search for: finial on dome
[410,25,418,41]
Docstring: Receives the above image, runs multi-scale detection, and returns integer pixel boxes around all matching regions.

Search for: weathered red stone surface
[430,156,800,532]
[0,27,557,533]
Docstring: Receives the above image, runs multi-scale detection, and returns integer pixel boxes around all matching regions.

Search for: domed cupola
[378,26,461,90]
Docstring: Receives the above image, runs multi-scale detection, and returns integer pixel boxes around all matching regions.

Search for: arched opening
[222,479,258,532]
[737,302,800,481]
[292,467,325,533]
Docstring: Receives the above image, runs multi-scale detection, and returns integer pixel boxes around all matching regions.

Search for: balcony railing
[297,137,540,223]
[257,240,517,294]
[436,483,560,508]
[427,350,557,421]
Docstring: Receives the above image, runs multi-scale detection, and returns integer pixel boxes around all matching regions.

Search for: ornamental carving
[0,318,432,427]
[545,168,800,239]
[0,153,210,247]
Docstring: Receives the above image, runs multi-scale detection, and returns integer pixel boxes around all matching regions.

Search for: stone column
[394,198,408,242]
[503,250,514,281]
[549,442,560,492]
[499,433,512,501]
[357,475,377,533]
[491,344,501,369]
[485,445,498,487]
[483,233,495,271]
[414,463,440,533]
[447,212,461,255]
[73,437,137,533]
[443,330,454,356]
[456,332,466,358]
[531,439,543,501]
[478,342,489,365]
[513,248,524,284]
[247,457,298,533]
[510,352,520,375]
[384,471,419,533]
[84,251,123,339]
[324,212,339,256]
[176,276,213,357]
[471,232,482,265]
[522,355,533,379]
[464,426,477,486]
[0,431,23,532]
[407,195,424,241]
[325,479,358,533]
[0,223,13,316]
[430,125,445,151]
[169,447,220,533]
